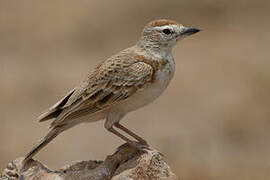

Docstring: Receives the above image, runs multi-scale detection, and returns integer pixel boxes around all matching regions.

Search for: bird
[23,19,200,164]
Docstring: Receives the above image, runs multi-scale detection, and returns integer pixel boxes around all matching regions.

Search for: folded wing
[38,56,154,128]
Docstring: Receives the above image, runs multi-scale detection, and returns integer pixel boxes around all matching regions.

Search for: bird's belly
[119,65,175,113]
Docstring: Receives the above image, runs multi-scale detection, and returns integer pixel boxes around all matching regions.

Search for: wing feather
[50,60,154,127]
[37,89,75,122]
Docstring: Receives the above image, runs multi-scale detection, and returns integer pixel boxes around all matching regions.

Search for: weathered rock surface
[1,144,178,180]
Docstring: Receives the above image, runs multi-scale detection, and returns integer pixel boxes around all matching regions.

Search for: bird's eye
[162,28,172,35]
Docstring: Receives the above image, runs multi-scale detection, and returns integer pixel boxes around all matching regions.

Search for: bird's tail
[22,128,61,165]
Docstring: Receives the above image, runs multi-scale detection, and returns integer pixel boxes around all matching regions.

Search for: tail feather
[23,128,61,165]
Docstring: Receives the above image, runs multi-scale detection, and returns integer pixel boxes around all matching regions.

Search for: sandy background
[1,0,270,179]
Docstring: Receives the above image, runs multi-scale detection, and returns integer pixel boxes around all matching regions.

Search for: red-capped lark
[23,19,200,164]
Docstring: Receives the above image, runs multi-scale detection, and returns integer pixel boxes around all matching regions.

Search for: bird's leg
[114,122,148,146]
[107,126,149,151]
[107,126,134,144]
[105,116,149,150]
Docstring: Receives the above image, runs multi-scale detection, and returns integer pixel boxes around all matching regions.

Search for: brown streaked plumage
[48,49,155,128]
[23,19,200,165]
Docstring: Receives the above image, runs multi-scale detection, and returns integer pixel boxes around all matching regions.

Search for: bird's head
[138,19,200,52]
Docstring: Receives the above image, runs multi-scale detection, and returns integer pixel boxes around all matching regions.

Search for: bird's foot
[138,139,149,146]
[128,141,151,153]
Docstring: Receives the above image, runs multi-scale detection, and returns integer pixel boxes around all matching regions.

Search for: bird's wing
[37,81,89,122]
[49,55,155,128]
[38,89,75,122]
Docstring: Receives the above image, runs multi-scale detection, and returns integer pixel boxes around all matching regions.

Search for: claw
[128,141,151,153]
[138,139,149,146]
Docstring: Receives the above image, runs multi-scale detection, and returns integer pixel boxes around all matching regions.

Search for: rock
[1,143,178,180]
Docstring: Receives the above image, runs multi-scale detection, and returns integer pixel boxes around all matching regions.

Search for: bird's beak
[181,27,200,36]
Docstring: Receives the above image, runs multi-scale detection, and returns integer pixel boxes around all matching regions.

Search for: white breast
[118,55,175,114]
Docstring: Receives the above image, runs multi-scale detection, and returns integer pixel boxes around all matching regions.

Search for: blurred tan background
[1,0,270,179]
